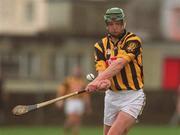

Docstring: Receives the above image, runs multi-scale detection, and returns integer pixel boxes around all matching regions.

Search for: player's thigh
[108,111,136,135]
[104,124,111,135]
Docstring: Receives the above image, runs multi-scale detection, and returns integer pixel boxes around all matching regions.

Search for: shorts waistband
[107,89,143,94]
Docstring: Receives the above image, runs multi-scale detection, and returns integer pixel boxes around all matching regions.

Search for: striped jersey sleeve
[94,40,107,71]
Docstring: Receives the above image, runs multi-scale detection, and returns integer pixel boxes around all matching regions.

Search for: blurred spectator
[170,85,180,126]
[55,66,92,135]
[161,0,180,41]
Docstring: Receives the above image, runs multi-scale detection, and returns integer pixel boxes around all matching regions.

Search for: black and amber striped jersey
[94,30,143,91]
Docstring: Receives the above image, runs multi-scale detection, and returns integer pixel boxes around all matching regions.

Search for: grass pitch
[0,125,180,135]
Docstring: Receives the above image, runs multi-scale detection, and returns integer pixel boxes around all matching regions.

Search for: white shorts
[104,89,146,126]
[65,99,85,115]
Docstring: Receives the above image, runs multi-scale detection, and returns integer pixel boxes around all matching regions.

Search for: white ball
[86,73,95,81]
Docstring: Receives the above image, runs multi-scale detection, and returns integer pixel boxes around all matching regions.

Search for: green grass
[129,126,180,135]
[0,125,180,135]
[0,126,102,135]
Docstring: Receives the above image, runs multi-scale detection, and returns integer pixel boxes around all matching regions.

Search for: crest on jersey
[126,42,137,53]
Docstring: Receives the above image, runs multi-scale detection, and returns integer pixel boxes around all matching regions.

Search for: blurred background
[0,0,180,134]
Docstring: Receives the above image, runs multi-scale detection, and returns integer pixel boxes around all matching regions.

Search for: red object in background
[162,58,180,90]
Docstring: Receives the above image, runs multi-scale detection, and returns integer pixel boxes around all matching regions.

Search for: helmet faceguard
[104,7,125,24]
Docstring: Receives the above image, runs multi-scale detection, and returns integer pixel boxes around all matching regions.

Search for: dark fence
[0,90,177,126]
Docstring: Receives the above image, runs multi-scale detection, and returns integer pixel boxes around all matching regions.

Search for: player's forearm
[96,58,127,81]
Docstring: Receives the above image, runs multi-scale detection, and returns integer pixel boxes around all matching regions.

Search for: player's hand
[85,79,111,92]
[85,80,98,92]
[97,79,111,91]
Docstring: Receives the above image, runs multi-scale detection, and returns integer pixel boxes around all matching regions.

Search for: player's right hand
[85,80,98,92]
